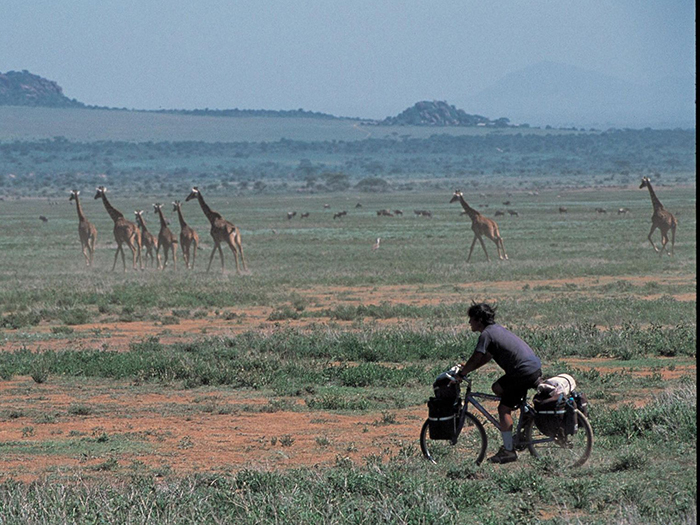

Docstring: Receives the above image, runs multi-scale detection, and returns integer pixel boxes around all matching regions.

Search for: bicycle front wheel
[420,411,487,465]
[524,409,593,468]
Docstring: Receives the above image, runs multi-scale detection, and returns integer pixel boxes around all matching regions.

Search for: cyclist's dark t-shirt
[474,323,541,377]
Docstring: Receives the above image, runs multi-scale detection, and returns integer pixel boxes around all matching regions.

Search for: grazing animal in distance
[595,208,607,214]
[451,190,508,262]
[617,207,630,215]
[507,210,519,217]
[300,212,309,218]
[372,237,381,250]
[559,207,568,214]
[502,201,511,206]
[494,210,505,217]
[393,209,403,216]
[639,177,677,256]
[355,202,362,208]
[333,210,347,219]
[39,215,48,223]
[287,211,296,220]
[376,209,393,217]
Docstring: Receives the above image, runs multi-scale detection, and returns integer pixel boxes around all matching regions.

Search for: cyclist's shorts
[495,369,542,408]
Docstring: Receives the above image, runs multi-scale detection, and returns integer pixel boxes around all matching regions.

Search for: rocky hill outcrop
[380,100,509,127]
[0,70,84,108]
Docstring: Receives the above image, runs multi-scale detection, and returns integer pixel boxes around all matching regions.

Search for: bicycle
[420,375,593,468]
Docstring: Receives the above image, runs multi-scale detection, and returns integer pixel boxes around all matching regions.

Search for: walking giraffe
[94,186,142,271]
[153,203,178,270]
[450,190,508,262]
[173,200,199,269]
[185,187,246,273]
[69,190,97,266]
[639,177,677,256]
[134,210,160,269]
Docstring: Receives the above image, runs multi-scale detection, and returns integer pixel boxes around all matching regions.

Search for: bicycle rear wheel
[420,411,487,465]
[524,409,593,468]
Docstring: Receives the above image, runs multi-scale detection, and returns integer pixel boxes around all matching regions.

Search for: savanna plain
[0,117,696,524]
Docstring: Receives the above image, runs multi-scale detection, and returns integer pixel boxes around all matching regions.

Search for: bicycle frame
[456,377,552,448]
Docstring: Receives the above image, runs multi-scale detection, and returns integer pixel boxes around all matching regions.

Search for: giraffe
[153,203,178,270]
[173,200,199,270]
[185,187,246,273]
[68,190,97,266]
[450,190,508,262]
[94,186,142,271]
[639,177,677,256]
[134,210,161,269]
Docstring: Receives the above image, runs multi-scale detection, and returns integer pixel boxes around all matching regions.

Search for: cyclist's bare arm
[456,351,492,380]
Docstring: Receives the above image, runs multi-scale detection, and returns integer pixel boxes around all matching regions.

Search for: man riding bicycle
[452,303,542,464]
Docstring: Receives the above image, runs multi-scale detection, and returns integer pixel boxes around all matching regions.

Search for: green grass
[0,186,695,524]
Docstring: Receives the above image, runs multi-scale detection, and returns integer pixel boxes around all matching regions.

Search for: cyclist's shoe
[487,446,517,464]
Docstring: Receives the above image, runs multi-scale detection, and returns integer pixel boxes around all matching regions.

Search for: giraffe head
[450,190,463,204]
[639,177,651,189]
[69,189,80,201]
[172,200,182,212]
[94,186,106,199]
[153,203,163,214]
[134,210,145,226]
[185,187,200,202]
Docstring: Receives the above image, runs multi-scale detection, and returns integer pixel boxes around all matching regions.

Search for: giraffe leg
[191,242,197,269]
[477,236,490,261]
[467,236,479,263]
[499,237,508,260]
[172,246,177,271]
[89,238,96,266]
[82,243,90,266]
[112,244,123,272]
[206,243,219,272]
[647,225,660,252]
[670,225,676,256]
[236,239,246,271]
[227,240,240,274]
[218,245,226,273]
[660,231,670,256]
[128,242,138,271]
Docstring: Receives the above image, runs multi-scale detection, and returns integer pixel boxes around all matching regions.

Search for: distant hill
[0,70,341,119]
[461,61,695,129]
[0,70,85,108]
[378,100,510,127]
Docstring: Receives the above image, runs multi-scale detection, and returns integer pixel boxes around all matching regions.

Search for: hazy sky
[1,1,695,119]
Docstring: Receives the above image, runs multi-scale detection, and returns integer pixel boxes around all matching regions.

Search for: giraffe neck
[175,207,187,228]
[646,183,664,211]
[458,195,480,220]
[100,193,124,223]
[196,193,218,225]
[136,215,150,233]
[155,208,168,229]
[74,195,87,222]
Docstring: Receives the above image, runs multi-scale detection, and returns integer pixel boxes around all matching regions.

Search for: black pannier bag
[563,396,578,435]
[427,397,462,440]
[533,391,566,437]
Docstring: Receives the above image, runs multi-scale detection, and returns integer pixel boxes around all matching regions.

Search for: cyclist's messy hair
[468,302,497,326]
